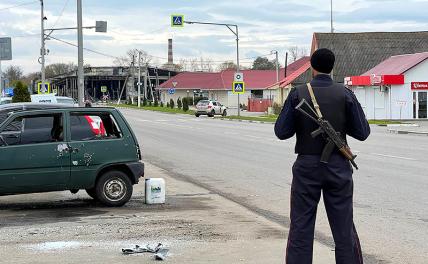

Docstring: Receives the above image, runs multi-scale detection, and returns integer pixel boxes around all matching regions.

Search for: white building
[346,52,428,120]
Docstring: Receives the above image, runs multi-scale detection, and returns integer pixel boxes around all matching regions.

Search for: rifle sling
[306,83,323,118]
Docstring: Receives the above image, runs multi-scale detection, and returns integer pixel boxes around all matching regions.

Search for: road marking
[370,153,417,161]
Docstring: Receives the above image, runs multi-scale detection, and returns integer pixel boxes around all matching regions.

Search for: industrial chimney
[168,38,173,65]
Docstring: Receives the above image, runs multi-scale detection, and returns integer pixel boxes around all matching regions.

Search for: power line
[50,0,71,29]
[47,35,119,59]
[0,0,38,12]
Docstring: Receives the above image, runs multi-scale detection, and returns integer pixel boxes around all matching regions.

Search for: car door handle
[5,134,19,139]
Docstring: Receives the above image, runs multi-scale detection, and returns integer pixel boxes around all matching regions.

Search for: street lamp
[40,0,107,105]
[183,20,241,116]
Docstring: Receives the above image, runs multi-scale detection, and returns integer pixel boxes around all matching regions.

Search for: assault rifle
[295,99,359,170]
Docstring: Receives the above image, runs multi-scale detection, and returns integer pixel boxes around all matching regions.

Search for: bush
[182,98,189,112]
[177,98,182,109]
[12,81,31,103]
[169,99,174,109]
[154,98,159,107]
[142,98,147,106]
[273,102,282,115]
[148,101,152,106]
[184,96,194,106]
[160,101,164,107]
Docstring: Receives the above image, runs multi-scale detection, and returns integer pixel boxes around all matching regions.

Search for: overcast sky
[1,0,428,74]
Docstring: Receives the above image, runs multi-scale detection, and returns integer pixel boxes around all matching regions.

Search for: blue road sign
[232,81,245,94]
[4,87,13,96]
[168,88,176,95]
[171,15,184,27]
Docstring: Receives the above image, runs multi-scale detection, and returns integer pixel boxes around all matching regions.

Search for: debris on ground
[154,248,169,260]
[122,243,169,260]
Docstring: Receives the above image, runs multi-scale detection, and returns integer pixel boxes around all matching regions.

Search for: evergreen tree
[12,81,31,103]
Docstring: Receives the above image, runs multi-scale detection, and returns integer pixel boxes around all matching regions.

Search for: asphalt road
[122,109,428,264]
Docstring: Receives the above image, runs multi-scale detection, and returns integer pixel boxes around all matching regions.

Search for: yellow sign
[232,81,245,94]
[37,82,51,94]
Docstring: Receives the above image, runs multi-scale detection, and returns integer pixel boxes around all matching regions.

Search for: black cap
[310,48,335,74]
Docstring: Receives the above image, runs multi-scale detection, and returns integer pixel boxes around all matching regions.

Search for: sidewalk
[0,163,334,263]
[387,122,428,135]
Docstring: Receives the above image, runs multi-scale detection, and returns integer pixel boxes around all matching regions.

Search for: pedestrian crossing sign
[232,81,245,94]
[171,15,184,27]
[37,82,51,94]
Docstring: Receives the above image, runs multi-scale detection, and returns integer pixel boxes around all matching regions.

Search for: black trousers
[286,154,363,264]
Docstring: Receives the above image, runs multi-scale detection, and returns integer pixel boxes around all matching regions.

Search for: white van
[31,94,78,106]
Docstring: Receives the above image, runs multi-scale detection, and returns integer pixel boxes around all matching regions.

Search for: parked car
[0,97,12,105]
[195,100,227,117]
[0,106,144,207]
[31,94,78,106]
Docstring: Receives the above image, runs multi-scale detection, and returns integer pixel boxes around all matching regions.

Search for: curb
[388,129,428,135]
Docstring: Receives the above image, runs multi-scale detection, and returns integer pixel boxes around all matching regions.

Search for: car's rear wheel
[95,170,133,207]
[222,110,227,117]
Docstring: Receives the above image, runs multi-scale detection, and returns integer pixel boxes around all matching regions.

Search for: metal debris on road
[154,248,169,260]
[122,243,168,260]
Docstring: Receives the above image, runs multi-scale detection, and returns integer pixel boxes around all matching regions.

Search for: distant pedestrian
[275,48,370,264]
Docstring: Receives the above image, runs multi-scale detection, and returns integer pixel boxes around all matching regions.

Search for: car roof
[0,102,70,110]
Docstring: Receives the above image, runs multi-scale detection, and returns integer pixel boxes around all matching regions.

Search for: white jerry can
[145,178,166,204]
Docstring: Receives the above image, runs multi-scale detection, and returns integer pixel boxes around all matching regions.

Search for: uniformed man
[275,48,370,264]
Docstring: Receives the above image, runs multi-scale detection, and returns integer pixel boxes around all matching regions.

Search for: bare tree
[114,49,151,67]
[2,65,23,83]
[289,46,309,62]
[45,62,77,78]
[178,58,188,71]
[217,61,237,71]
[189,58,200,72]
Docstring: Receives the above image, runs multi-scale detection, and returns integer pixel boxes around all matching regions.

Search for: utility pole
[183,20,240,116]
[137,51,141,107]
[235,25,240,116]
[77,0,84,106]
[330,0,334,33]
[40,0,46,92]
[143,64,148,100]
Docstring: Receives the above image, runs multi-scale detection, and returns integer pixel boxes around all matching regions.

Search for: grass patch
[368,120,402,126]
[110,104,195,115]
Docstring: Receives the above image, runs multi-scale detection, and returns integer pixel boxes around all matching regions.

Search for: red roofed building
[346,52,428,119]
[159,57,310,109]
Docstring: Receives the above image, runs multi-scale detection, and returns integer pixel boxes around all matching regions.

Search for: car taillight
[208,105,212,108]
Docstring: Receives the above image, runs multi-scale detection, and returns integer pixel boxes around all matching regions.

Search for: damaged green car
[0,107,144,207]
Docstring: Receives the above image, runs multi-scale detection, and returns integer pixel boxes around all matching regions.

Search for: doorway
[413,91,427,119]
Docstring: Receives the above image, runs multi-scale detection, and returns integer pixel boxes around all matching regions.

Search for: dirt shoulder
[0,163,334,264]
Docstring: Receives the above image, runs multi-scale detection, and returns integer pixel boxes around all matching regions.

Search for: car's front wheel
[195,113,200,117]
[95,170,133,207]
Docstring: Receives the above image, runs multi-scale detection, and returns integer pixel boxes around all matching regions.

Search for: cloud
[1,0,428,74]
